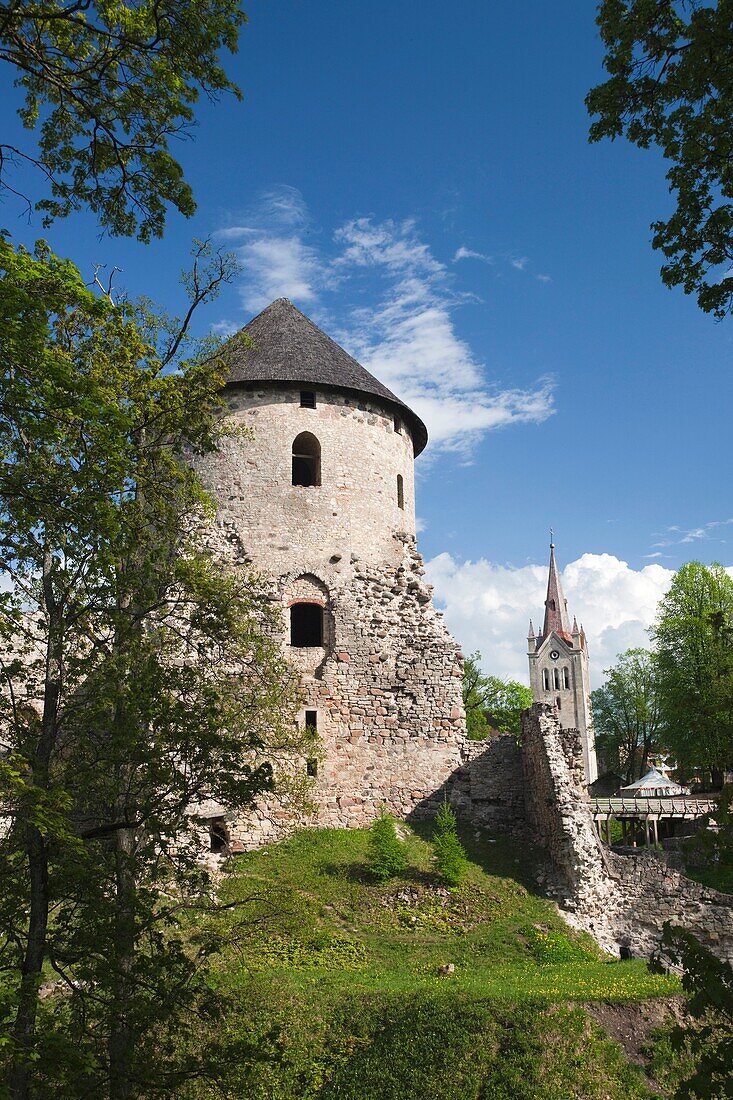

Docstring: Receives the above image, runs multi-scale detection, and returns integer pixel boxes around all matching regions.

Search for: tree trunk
[7,825,50,1100]
[108,825,137,1100]
[8,586,61,1100]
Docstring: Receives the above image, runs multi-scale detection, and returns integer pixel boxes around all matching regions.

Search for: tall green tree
[0,1,247,240]
[652,562,733,776]
[0,238,303,1098]
[591,648,664,784]
[587,1,733,316]
[462,652,532,740]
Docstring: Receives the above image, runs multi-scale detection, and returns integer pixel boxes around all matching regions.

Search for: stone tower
[527,541,598,785]
[196,299,468,847]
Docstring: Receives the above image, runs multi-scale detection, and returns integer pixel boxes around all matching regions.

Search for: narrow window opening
[556,696,562,711]
[542,668,550,690]
[553,668,561,690]
[292,432,321,487]
[563,667,570,689]
[209,819,228,854]
[290,603,323,647]
[548,599,556,611]
[394,416,402,433]
[397,474,404,510]
[300,390,316,408]
[304,710,318,776]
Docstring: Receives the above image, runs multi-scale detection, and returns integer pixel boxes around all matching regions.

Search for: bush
[433,801,468,887]
[366,811,407,882]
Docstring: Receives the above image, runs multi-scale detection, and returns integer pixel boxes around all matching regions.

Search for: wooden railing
[591,796,718,820]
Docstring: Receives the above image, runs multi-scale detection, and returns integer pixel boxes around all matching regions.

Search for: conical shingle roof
[222,299,428,455]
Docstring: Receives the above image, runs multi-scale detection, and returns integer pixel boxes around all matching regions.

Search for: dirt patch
[585,997,689,1091]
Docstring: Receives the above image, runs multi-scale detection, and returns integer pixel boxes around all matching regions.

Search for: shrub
[433,801,469,887]
[366,811,407,882]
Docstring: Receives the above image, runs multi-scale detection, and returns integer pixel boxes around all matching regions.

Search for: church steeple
[542,538,571,642]
[527,535,598,786]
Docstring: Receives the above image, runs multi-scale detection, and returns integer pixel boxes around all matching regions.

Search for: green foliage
[587,1,733,317]
[432,801,468,887]
[0,238,304,1097]
[366,811,407,882]
[652,562,733,774]
[462,651,532,740]
[0,0,247,239]
[681,785,733,893]
[591,648,664,783]
[654,924,733,1099]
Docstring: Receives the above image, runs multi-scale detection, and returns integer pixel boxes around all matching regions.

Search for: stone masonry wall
[196,385,417,576]
[522,704,733,963]
[449,735,526,833]
[218,532,471,849]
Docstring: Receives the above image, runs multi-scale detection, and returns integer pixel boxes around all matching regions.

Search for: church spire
[542,537,571,640]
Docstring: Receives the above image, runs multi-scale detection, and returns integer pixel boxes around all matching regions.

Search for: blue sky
[2,1,731,681]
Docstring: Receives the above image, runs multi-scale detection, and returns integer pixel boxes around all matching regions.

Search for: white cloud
[332,218,554,452]
[536,273,552,283]
[218,185,331,312]
[334,217,443,277]
[239,236,324,312]
[218,193,554,453]
[425,551,679,686]
[651,517,733,550]
[511,256,529,271]
[453,245,493,264]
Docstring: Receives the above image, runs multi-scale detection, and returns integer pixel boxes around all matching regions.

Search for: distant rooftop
[221,298,428,455]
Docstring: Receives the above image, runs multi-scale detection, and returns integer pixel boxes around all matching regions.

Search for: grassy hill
[181,823,682,1098]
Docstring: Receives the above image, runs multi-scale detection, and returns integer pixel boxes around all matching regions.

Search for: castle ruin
[195,298,468,847]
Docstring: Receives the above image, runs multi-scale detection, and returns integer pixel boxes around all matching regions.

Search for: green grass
[181,825,681,1098]
[211,825,678,1003]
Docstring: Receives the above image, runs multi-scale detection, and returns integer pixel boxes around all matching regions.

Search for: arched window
[290,602,323,647]
[542,668,550,690]
[563,667,570,689]
[292,432,321,487]
[548,599,556,611]
[397,474,404,510]
[553,668,561,689]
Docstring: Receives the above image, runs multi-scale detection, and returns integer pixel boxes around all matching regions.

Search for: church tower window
[553,668,561,690]
[543,668,550,690]
[397,474,404,509]
[563,667,570,689]
[292,432,321,487]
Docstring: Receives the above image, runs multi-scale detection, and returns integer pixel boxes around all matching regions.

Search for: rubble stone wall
[522,704,733,963]
[215,532,471,849]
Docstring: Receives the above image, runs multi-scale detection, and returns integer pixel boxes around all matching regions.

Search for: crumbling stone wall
[522,704,733,963]
[210,532,471,849]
